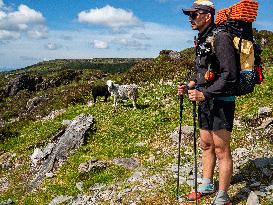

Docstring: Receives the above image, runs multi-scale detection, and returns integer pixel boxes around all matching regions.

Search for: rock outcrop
[5,75,43,97]
[30,113,94,190]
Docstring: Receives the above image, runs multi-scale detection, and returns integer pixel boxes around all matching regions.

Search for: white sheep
[106,80,138,110]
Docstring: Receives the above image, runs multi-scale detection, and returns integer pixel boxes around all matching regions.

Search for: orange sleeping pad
[216,0,259,25]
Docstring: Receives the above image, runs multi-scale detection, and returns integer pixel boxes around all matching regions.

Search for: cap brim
[182,8,198,15]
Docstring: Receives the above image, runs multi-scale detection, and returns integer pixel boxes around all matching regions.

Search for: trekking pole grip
[177,82,186,100]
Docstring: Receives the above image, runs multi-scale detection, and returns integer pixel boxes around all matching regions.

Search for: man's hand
[177,81,196,96]
[188,89,205,101]
[177,84,187,96]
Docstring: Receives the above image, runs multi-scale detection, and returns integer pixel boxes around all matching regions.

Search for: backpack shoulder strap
[207,26,235,54]
[205,28,223,54]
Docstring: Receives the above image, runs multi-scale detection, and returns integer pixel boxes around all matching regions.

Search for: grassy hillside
[0,30,272,204]
[0,66,272,204]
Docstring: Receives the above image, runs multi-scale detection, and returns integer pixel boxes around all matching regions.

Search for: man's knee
[200,141,214,152]
[215,146,231,160]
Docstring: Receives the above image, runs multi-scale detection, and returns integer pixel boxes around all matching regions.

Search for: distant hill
[14,58,151,75]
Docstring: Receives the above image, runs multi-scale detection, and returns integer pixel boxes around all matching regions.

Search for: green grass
[0,67,273,204]
[0,82,186,204]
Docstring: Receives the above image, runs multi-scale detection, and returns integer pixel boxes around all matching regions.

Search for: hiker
[177,0,238,204]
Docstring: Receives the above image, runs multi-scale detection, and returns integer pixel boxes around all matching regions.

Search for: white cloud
[0,5,45,31]
[111,38,151,50]
[0,11,6,19]
[78,5,140,29]
[132,33,150,40]
[27,25,48,39]
[93,40,108,49]
[59,35,73,41]
[44,42,62,50]
[0,29,20,40]
[8,5,44,25]
[0,3,47,40]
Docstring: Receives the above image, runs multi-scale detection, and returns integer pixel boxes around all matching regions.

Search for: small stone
[42,109,66,121]
[89,183,106,191]
[258,107,272,117]
[78,160,107,173]
[1,161,12,169]
[148,155,155,162]
[123,188,132,193]
[76,181,84,192]
[241,187,251,193]
[135,142,146,147]
[250,182,261,188]
[87,101,93,107]
[127,171,143,183]
[233,118,242,127]
[30,148,44,167]
[265,184,273,191]
[112,158,138,169]
[45,172,54,178]
[186,179,194,187]
[258,118,273,129]
[0,198,13,205]
[246,191,259,205]
[62,120,71,126]
[0,177,9,193]
[48,195,73,205]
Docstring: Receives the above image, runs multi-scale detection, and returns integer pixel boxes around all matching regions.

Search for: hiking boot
[211,190,232,205]
[187,183,215,201]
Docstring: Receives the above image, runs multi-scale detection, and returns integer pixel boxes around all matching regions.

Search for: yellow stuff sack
[233,37,255,70]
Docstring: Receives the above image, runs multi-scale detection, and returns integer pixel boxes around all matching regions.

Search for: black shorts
[198,99,235,132]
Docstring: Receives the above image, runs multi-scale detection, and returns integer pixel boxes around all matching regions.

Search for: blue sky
[0,0,272,70]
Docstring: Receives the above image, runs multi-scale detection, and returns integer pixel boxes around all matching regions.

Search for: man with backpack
[177,0,238,204]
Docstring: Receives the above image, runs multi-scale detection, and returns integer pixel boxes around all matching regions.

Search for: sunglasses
[189,11,208,20]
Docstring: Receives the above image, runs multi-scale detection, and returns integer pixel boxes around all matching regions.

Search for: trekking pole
[192,100,198,205]
[176,92,184,200]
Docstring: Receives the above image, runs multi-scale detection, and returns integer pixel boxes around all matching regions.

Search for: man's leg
[200,129,216,180]
[188,128,216,200]
[212,129,233,192]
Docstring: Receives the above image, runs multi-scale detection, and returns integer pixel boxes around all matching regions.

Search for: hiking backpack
[214,0,264,96]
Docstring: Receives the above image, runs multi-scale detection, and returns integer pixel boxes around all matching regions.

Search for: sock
[201,178,213,186]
